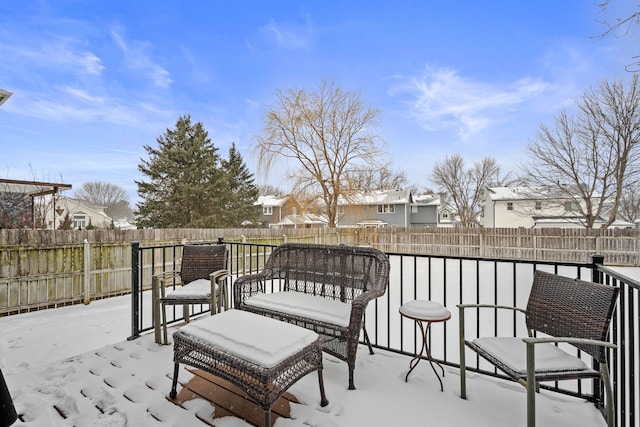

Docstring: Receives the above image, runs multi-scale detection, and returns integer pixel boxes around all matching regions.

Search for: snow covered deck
[2,294,608,427]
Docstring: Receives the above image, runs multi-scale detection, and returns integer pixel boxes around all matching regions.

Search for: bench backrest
[526,270,619,362]
[262,243,390,303]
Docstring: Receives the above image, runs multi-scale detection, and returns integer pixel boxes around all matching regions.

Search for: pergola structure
[0,178,72,228]
[0,89,12,106]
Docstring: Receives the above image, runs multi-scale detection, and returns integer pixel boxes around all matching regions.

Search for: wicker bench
[234,243,390,390]
[171,310,328,427]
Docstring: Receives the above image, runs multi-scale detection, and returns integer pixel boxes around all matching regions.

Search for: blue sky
[1,1,638,203]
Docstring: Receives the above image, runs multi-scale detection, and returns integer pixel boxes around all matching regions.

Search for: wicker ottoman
[170,310,328,427]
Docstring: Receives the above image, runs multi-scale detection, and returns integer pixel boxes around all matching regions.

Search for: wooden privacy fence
[0,240,131,315]
[2,227,640,315]
[0,228,346,315]
[370,227,640,265]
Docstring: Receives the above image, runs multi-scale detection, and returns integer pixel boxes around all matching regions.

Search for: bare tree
[431,154,510,227]
[581,75,640,227]
[597,1,640,72]
[258,184,286,196]
[75,181,133,220]
[254,81,383,227]
[344,163,408,192]
[524,76,640,228]
[618,184,640,223]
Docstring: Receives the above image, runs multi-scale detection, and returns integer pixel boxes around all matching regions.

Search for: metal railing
[130,240,638,427]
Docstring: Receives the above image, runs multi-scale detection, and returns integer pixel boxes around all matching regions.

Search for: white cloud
[258,18,311,49]
[391,67,549,140]
[2,36,104,76]
[110,26,173,89]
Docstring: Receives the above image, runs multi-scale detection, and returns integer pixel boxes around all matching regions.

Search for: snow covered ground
[1,294,607,426]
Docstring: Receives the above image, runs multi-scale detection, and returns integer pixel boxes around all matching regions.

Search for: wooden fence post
[83,239,90,305]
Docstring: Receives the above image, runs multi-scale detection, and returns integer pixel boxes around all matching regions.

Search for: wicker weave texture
[234,243,390,389]
[180,245,227,284]
[526,270,619,362]
[173,329,323,409]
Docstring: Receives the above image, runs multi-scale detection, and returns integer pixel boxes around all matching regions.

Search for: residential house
[52,196,113,229]
[480,186,617,228]
[436,201,459,228]
[254,195,303,228]
[337,189,439,228]
[409,194,441,227]
[269,212,328,229]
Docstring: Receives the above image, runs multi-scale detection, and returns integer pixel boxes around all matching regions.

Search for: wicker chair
[152,244,229,345]
[458,270,619,427]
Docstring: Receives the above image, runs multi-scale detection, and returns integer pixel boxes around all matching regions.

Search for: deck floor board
[171,368,299,427]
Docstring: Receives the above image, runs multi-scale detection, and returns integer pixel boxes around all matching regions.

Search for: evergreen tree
[0,192,31,229]
[135,115,223,228]
[219,142,261,227]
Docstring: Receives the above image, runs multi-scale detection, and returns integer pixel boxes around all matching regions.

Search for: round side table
[399,300,451,391]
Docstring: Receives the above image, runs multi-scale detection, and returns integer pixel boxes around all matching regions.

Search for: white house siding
[482,187,604,229]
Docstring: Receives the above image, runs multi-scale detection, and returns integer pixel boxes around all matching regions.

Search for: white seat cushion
[472,336,595,376]
[244,292,351,328]
[165,278,214,300]
[178,310,318,368]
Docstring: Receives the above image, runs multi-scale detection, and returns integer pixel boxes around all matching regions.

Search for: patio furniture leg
[348,365,355,390]
[526,341,536,427]
[161,302,170,345]
[170,363,179,399]
[152,276,162,345]
[318,369,329,407]
[263,405,271,427]
[363,326,375,355]
[602,363,614,427]
[458,306,467,399]
[183,303,190,322]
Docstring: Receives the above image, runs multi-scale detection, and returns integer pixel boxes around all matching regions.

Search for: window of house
[411,205,418,214]
[564,202,579,212]
[507,202,513,211]
[441,211,449,219]
[377,204,395,214]
[535,201,542,210]
[263,206,273,215]
[73,214,86,229]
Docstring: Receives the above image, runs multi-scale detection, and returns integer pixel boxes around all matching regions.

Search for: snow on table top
[244,291,351,327]
[399,300,450,320]
[177,310,318,368]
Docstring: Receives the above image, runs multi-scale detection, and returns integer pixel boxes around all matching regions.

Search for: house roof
[59,196,111,221]
[0,178,72,197]
[486,186,602,201]
[412,194,440,206]
[276,213,328,226]
[338,189,411,206]
[255,195,294,207]
[532,215,636,229]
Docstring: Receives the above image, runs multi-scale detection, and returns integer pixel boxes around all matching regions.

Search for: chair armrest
[152,270,181,283]
[457,303,526,315]
[352,288,385,309]
[210,269,230,283]
[522,336,617,350]
[458,304,529,346]
[152,270,182,300]
[233,273,267,308]
[349,288,386,328]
